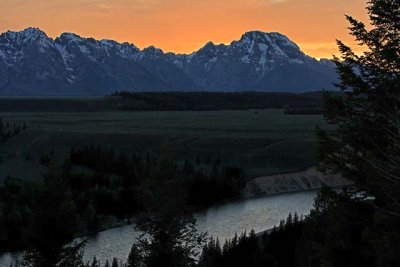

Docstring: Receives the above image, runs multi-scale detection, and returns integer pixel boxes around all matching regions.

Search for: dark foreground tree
[127,155,206,267]
[314,1,400,266]
[21,171,84,267]
[127,211,204,267]
[22,241,85,267]
[318,0,400,214]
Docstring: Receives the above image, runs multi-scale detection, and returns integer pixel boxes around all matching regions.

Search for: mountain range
[0,27,337,96]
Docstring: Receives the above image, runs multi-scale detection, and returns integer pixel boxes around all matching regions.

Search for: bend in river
[0,190,317,265]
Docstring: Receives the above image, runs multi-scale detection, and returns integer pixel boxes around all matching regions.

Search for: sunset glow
[0,0,368,58]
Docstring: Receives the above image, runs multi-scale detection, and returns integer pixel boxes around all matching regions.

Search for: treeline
[0,92,322,112]
[198,213,304,267]
[0,92,324,112]
[110,91,323,111]
[0,145,246,251]
[198,187,400,267]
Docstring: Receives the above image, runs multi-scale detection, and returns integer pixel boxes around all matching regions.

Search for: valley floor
[0,109,328,180]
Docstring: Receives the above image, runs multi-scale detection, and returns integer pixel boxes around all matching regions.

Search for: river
[0,190,318,266]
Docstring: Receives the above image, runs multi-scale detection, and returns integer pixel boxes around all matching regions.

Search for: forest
[0,145,245,251]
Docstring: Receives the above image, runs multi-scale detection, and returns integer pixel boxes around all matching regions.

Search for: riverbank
[242,167,350,198]
[81,167,350,242]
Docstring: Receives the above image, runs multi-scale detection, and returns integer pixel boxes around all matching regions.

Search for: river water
[0,190,317,266]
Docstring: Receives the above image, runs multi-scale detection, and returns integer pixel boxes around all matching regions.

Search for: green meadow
[0,109,328,180]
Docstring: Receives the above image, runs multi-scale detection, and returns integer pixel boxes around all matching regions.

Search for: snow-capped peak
[0,27,52,47]
[14,27,48,39]
[0,27,54,65]
[135,46,164,61]
[54,32,141,62]
[58,32,83,43]
[238,31,300,52]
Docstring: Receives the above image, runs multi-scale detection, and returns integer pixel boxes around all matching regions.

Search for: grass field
[0,109,328,180]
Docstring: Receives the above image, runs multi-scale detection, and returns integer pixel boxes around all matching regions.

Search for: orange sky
[0,0,368,58]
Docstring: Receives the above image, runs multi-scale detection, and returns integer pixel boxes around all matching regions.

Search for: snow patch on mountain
[55,43,74,70]
[241,55,251,64]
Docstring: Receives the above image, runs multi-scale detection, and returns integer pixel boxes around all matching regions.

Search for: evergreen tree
[126,244,144,267]
[128,155,206,267]
[90,257,99,267]
[128,209,205,267]
[21,171,84,267]
[315,1,400,266]
[111,258,119,267]
[318,0,400,214]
